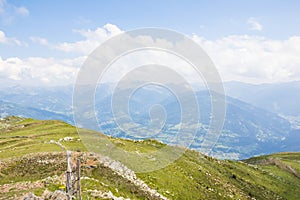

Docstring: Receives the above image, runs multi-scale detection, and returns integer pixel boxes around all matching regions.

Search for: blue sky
[0,0,300,85]
[3,0,300,41]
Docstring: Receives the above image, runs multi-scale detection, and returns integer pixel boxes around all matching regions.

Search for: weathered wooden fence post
[66,150,72,200]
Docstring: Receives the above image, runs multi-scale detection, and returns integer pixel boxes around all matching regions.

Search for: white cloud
[55,23,123,55]
[1,23,300,85]
[0,56,85,85]
[192,34,300,83]
[0,0,29,24]
[30,36,48,45]
[247,17,263,31]
[0,30,23,46]
[0,24,123,86]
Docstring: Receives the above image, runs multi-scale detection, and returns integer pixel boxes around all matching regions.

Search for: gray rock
[21,193,43,200]
[22,190,68,200]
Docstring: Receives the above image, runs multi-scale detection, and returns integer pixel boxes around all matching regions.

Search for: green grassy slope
[0,116,300,200]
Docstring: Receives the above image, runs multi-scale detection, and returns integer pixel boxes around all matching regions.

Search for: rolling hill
[0,116,300,199]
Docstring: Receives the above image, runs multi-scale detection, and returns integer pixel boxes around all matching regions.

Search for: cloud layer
[0,56,83,85]
[193,35,300,83]
[55,23,122,55]
[247,17,263,31]
[0,30,22,45]
[0,23,300,85]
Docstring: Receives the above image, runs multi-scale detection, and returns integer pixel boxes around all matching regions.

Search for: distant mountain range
[0,85,73,116]
[0,100,73,124]
[224,81,300,117]
[0,82,299,159]
[94,85,292,159]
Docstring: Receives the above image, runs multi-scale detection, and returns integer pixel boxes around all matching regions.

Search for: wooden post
[66,150,72,200]
[77,158,82,200]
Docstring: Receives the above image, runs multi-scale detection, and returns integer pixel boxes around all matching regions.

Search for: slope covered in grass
[0,116,300,199]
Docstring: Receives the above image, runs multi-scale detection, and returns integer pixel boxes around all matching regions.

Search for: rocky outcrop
[21,190,67,200]
[0,181,44,193]
[91,153,168,200]
[6,152,168,200]
[42,190,68,200]
[22,193,43,200]
[86,189,129,199]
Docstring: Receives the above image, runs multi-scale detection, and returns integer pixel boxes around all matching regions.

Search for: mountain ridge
[0,83,299,160]
[0,117,300,199]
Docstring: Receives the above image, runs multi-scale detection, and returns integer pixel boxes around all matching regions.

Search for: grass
[0,116,300,199]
